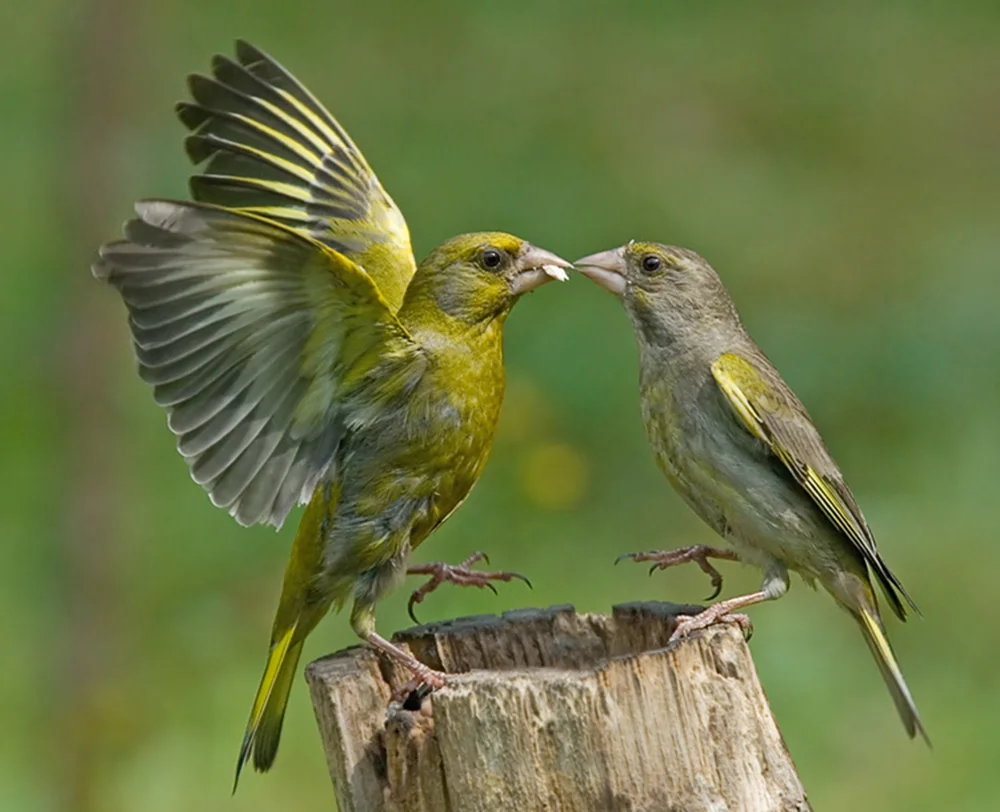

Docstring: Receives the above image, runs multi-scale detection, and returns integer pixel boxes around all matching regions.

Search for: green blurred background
[4,1,999,810]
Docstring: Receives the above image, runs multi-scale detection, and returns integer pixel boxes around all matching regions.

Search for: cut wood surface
[305,602,811,812]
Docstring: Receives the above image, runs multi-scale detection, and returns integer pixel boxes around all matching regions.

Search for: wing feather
[94,199,422,528]
[711,351,916,619]
[176,40,415,309]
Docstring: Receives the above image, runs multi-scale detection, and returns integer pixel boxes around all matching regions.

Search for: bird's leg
[669,567,789,642]
[352,601,448,701]
[406,552,531,623]
[364,631,449,699]
[617,545,739,600]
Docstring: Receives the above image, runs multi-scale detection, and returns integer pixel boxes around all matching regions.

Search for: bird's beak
[510,244,572,295]
[574,247,628,296]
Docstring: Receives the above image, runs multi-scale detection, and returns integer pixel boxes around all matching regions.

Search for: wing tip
[91,256,112,281]
[868,551,920,622]
[227,497,287,530]
[235,38,268,66]
[175,100,208,133]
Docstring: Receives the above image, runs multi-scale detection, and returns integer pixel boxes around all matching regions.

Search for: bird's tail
[855,605,929,745]
[233,623,305,791]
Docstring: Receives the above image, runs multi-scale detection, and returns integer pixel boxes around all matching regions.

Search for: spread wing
[176,39,415,310]
[710,351,916,620]
[94,200,425,528]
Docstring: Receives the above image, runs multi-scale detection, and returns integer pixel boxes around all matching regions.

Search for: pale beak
[574,247,628,296]
[510,244,572,295]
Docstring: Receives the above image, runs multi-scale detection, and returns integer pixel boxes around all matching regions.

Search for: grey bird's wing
[94,200,423,529]
[710,350,916,620]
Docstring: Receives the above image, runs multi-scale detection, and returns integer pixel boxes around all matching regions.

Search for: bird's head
[574,241,738,346]
[404,233,570,327]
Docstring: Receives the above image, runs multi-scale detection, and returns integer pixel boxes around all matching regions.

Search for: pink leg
[406,552,531,622]
[617,545,739,600]
[365,631,449,700]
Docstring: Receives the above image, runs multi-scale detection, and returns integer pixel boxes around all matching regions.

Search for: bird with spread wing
[93,41,570,785]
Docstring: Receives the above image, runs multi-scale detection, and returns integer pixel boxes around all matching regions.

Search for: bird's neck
[627,280,746,364]
[633,311,740,368]
[400,292,507,353]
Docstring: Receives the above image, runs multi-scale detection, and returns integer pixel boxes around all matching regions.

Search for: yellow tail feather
[233,624,304,791]
[856,606,929,745]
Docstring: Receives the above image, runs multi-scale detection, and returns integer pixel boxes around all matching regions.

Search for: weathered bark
[306,602,810,812]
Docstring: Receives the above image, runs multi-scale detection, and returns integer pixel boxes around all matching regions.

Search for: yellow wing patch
[710,355,768,442]
[712,352,869,553]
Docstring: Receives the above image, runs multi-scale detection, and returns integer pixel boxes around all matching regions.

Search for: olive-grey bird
[576,241,927,742]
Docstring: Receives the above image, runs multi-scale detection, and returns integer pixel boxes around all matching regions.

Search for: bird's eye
[481,248,503,270]
[641,254,662,273]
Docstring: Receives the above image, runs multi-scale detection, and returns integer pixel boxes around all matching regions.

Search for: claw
[617,545,737,601]
[406,554,532,624]
[702,566,724,600]
[503,571,532,589]
[396,680,436,709]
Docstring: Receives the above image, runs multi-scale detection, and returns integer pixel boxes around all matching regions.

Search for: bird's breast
[404,370,504,546]
[639,370,839,573]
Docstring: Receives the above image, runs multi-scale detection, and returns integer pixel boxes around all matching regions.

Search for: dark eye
[481,248,503,269]
[641,254,662,273]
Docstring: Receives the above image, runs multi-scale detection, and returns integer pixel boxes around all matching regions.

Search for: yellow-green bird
[93,41,570,785]
[575,241,927,742]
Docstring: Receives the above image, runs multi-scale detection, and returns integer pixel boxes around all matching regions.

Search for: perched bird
[93,41,570,785]
[575,241,927,742]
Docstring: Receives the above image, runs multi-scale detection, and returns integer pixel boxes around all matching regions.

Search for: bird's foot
[365,631,450,702]
[391,676,440,707]
[406,552,531,623]
[616,544,739,600]
[671,609,753,642]
[668,589,769,642]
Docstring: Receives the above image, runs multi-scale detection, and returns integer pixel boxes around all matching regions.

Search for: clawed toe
[406,553,532,623]
[615,545,736,601]
[670,610,754,642]
[391,672,447,705]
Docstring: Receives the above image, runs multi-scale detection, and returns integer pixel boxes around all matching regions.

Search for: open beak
[574,247,628,296]
[510,244,572,295]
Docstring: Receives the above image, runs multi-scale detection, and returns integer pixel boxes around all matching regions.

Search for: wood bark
[306,602,810,812]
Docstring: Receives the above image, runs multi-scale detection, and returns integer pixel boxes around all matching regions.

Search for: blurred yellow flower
[520,442,589,510]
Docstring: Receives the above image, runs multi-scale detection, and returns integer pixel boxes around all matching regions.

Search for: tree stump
[305,602,810,812]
